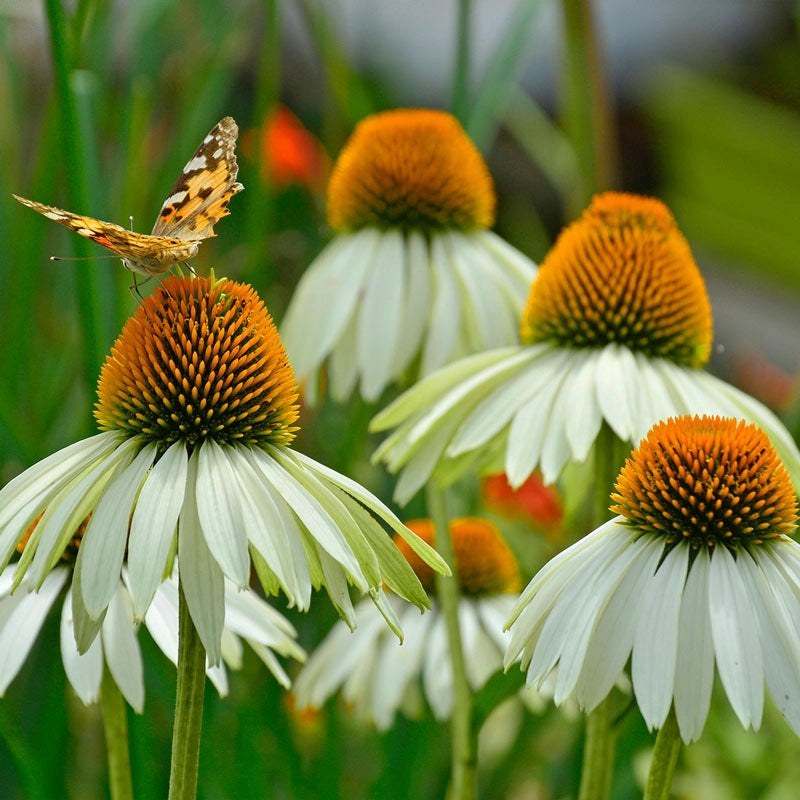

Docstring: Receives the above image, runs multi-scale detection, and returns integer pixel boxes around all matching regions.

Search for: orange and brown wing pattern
[151,116,244,241]
[13,195,201,275]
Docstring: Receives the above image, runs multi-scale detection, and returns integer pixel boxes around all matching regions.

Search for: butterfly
[14,116,243,277]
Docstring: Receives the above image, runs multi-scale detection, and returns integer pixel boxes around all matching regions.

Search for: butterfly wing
[13,194,200,275]
[14,195,139,254]
[151,116,244,241]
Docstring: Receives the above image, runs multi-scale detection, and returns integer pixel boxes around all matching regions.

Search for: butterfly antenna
[129,215,134,232]
[50,255,123,261]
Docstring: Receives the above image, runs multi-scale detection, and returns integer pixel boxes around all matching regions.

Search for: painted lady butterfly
[14,116,243,277]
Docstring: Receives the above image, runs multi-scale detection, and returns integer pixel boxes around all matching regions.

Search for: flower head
[505,415,800,743]
[482,472,563,531]
[243,105,329,191]
[281,108,537,404]
[0,276,447,665]
[293,517,537,729]
[371,192,800,502]
[520,193,712,367]
[327,108,495,232]
[0,517,304,711]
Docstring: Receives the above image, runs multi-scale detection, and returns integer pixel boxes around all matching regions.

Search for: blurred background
[1,1,800,798]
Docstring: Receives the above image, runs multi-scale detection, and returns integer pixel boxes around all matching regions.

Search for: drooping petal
[357,229,406,400]
[101,585,144,713]
[194,440,250,587]
[632,544,688,729]
[178,450,225,666]
[0,569,67,694]
[709,546,764,730]
[673,547,714,743]
[127,441,188,617]
[61,586,103,706]
[80,442,157,619]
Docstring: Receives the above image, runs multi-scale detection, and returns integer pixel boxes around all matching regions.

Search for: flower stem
[559,0,618,212]
[578,426,623,800]
[100,666,134,800]
[451,0,472,123]
[644,707,682,800]
[168,582,207,800]
[426,483,477,800]
[578,693,616,800]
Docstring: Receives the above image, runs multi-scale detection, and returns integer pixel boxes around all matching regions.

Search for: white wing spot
[163,191,188,206]
[212,147,223,159]
[183,155,208,172]
[78,228,96,236]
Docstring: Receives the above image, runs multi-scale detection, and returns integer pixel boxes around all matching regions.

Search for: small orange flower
[244,105,329,191]
[482,472,563,530]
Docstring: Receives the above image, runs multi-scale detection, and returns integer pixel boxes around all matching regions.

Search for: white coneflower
[371,193,800,503]
[0,276,447,665]
[505,415,800,744]
[293,517,543,729]
[0,519,304,710]
[281,108,537,404]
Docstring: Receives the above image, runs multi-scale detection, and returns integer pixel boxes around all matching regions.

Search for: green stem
[43,0,108,389]
[168,582,207,800]
[577,425,625,800]
[100,667,134,800]
[644,708,682,800]
[559,0,618,212]
[578,693,616,800]
[451,0,472,123]
[426,484,477,800]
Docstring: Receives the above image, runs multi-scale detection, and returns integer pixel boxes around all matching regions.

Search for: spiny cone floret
[326,109,496,232]
[395,518,520,595]
[611,415,798,550]
[520,192,712,368]
[95,276,299,449]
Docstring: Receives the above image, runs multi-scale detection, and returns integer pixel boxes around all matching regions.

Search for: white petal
[0,433,121,566]
[80,443,157,619]
[281,231,377,384]
[231,448,310,607]
[632,544,688,729]
[370,601,433,728]
[127,442,188,616]
[475,230,538,289]
[371,347,517,433]
[422,615,453,719]
[564,351,603,461]
[27,437,139,589]
[0,569,67,694]
[448,345,554,457]
[357,229,406,400]
[194,440,250,587]
[709,546,763,730]
[595,345,638,443]
[293,604,385,710]
[101,586,144,712]
[178,450,225,666]
[249,449,365,586]
[328,310,359,403]
[446,233,516,350]
[391,231,431,377]
[739,549,800,736]
[420,235,462,375]
[576,536,664,712]
[674,547,714,743]
[61,586,102,706]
